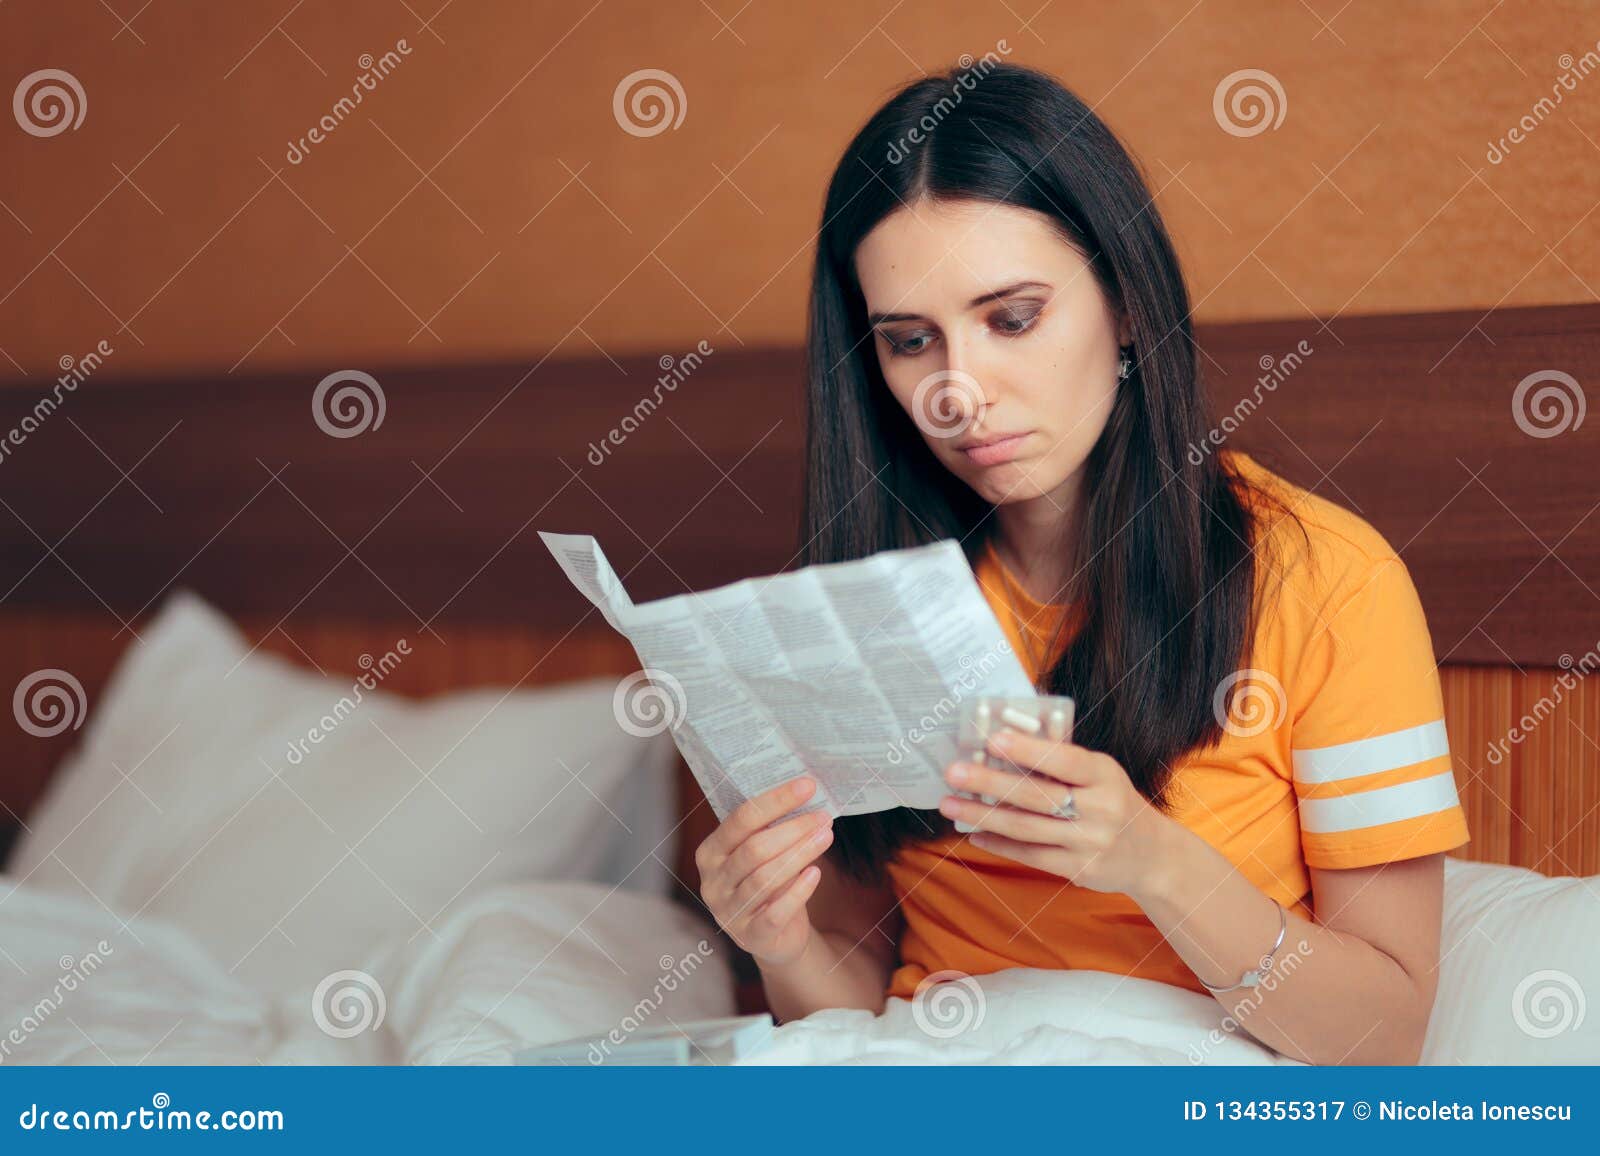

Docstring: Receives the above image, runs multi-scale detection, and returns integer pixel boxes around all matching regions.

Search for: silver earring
[1117,346,1134,381]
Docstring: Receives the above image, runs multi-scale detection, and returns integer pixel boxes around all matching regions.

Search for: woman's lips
[960,432,1030,466]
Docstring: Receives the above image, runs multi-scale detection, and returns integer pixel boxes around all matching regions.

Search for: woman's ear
[1115,311,1133,348]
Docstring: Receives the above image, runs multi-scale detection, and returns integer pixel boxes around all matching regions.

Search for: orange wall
[1,0,1596,382]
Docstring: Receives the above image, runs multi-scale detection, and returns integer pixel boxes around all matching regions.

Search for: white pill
[999,706,1042,733]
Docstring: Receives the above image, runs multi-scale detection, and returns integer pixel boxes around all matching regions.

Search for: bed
[0,303,1596,1064]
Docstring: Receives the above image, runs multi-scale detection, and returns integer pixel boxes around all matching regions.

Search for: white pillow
[1425,857,1600,1063]
[11,590,679,997]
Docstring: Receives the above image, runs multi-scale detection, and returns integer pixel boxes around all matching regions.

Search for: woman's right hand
[695,776,835,967]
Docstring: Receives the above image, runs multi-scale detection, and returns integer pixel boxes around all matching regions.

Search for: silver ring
[1052,790,1078,820]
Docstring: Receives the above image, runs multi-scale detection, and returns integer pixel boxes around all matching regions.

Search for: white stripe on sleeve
[1291,718,1449,785]
[1298,770,1462,835]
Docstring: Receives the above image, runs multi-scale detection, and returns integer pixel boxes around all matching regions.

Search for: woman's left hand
[939,728,1179,900]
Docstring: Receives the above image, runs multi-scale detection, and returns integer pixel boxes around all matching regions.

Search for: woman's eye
[993,310,1040,335]
[886,332,934,357]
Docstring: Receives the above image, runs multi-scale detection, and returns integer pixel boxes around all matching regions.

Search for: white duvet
[3,856,1596,1065]
[743,968,1296,1065]
[0,873,1286,1066]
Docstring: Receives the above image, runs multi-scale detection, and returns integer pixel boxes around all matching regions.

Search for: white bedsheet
[0,877,733,1066]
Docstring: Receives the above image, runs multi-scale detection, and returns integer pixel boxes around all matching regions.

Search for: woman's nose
[910,336,992,439]
[941,332,993,406]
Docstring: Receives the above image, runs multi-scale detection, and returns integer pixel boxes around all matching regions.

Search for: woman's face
[854,197,1129,509]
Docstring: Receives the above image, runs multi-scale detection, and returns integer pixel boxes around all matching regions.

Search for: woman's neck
[991,483,1082,606]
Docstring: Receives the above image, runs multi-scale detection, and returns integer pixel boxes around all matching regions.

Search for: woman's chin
[963,465,1059,506]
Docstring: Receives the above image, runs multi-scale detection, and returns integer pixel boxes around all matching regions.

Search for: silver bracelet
[1199,898,1287,997]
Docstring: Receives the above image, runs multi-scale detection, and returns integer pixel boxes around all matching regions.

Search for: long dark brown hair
[803,62,1296,883]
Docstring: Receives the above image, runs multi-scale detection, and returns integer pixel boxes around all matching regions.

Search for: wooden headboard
[2,302,1598,887]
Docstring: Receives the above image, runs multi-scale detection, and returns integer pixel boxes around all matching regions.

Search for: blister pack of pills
[950,694,1075,834]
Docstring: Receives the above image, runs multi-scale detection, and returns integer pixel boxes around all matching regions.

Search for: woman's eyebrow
[968,279,1052,306]
[867,280,1053,325]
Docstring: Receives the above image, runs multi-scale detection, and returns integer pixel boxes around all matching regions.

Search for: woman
[694,62,1469,1065]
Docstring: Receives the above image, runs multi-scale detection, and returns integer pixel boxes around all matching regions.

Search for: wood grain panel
[1439,665,1600,877]
[1203,303,1600,667]
[0,348,809,634]
[1440,665,1517,869]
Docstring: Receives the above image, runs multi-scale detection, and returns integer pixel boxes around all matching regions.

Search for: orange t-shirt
[884,450,1471,999]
